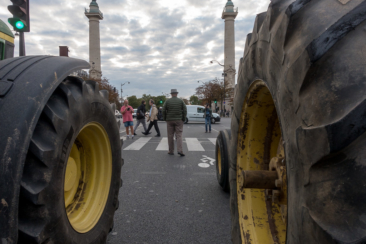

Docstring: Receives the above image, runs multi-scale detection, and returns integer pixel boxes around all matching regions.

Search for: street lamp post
[210,60,226,112]
[120,81,130,103]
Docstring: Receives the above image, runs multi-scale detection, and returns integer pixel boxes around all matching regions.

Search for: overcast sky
[0,0,270,98]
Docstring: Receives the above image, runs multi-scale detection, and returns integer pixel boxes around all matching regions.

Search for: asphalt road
[107,117,232,244]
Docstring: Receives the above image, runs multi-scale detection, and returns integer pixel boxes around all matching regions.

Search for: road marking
[141,172,167,174]
[208,138,216,145]
[156,137,169,151]
[124,137,152,150]
[185,138,205,151]
[198,155,215,168]
[193,172,216,175]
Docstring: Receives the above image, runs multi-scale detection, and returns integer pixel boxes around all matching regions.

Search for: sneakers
[178,152,185,157]
[131,135,134,139]
[134,133,137,135]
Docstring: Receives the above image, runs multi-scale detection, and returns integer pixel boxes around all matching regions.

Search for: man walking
[134,100,149,135]
[162,89,187,156]
[121,99,134,139]
[203,104,212,133]
[142,99,160,137]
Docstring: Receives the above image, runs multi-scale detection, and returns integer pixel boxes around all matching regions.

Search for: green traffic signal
[15,20,25,29]
[160,100,163,104]
[214,100,217,104]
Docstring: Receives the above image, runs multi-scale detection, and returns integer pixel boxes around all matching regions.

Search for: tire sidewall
[44,93,121,243]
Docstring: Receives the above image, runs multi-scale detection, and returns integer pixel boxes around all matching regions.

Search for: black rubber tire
[184,118,188,124]
[211,118,216,124]
[229,1,366,244]
[215,130,231,193]
[17,77,123,244]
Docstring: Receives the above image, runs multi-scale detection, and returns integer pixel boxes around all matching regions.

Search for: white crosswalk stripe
[122,137,216,151]
[208,138,216,145]
[124,137,152,150]
[185,138,205,151]
[156,137,169,151]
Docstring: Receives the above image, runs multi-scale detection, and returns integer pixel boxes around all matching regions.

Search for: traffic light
[214,99,217,104]
[8,0,30,32]
[160,99,163,104]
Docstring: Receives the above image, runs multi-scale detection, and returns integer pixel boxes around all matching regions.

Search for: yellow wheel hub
[218,148,222,175]
[64,122,112,233]
[237,81,287,244]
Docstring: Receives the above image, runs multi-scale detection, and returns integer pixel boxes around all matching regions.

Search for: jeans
[205,116,211,132]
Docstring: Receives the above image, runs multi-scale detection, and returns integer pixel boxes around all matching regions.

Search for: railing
[85,8,104,17]
[223,7,238,13]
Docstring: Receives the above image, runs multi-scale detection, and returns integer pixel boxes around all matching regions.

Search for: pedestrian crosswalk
[120,137,216,151]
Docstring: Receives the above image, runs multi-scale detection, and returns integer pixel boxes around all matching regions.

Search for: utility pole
[19,32,25,56]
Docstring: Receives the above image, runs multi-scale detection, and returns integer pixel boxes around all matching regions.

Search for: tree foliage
[195,78,234,108]
[82,76,122,110]
[189,95,200,105]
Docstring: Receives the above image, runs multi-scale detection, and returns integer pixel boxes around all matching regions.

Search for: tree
[189,95,200,105]
[127,95,139,109]
[180,97,189,105]
[195,78,234,110]
[81,76,121,110]
[195,80,220,105]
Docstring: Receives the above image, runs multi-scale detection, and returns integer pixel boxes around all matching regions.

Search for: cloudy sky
[0,0,270,98]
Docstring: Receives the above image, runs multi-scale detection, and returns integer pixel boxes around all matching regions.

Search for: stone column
[222,1,238,112]
[85,0,103,80]
[89,16,102,79]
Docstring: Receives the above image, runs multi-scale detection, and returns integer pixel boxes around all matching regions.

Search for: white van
[185,105,220,124]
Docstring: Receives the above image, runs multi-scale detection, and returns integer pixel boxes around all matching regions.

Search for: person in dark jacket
[203,104,212,133]
[162,89,187,156]
[133,100,149,135]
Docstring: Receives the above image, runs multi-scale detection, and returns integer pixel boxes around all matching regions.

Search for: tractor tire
[17,76,123,244]
[229,1,366,244]
[215,130,231,192]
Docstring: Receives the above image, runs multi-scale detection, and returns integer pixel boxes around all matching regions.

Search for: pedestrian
[203,104,212,133]
[142,99,161,137]
[226,110,230,117]
[162,89,187,156]
[121,99,134,139]
[133,100,149,136]
[224,108,227,117]
[158,107,163,121]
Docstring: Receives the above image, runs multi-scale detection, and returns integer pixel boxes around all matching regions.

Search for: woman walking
[133,100,149,135]
[204,104,212,133]
[121,99,134,139]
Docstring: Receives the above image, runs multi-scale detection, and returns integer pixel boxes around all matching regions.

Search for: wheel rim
[64,122,112,233]
[236,81,287,244]
[218,147,222,175]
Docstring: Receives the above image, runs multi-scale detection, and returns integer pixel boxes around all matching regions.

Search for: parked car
[185,105,220,124]
[115,110,122,119]
[133,109,137,118]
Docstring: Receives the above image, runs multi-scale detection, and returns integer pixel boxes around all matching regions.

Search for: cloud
[0,0,270,98]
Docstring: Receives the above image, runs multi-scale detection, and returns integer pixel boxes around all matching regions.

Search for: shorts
[124,121,134,127]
